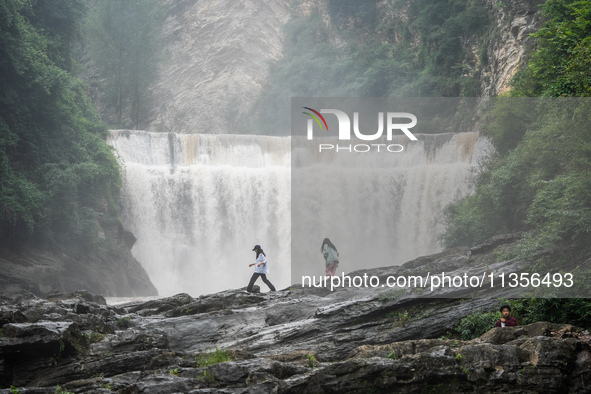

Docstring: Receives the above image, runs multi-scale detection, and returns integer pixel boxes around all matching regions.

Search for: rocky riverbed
[1,233,590,393]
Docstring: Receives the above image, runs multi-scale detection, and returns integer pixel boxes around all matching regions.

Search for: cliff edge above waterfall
[2,233,589,393]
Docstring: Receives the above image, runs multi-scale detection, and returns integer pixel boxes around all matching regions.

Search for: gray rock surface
[146,0,290,134]
[480,0,543,96]
[0,245,158,298]
[1,234,590,393]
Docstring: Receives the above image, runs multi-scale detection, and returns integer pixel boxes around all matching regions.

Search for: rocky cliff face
[145,0,291,134]
[2,234,589,392]
[141,0,543,135]
[478,0,543,95]
[0,209,157,298]
[0,243,157,298]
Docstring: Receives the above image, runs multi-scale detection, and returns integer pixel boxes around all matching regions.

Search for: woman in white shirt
[246,245,276,293]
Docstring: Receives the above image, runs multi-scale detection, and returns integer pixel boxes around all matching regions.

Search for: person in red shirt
[495,305,518,327]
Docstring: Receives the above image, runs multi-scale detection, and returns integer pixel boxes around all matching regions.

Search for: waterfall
[108,130,291,296]
[109,130,491,296]
[291,132,493,280]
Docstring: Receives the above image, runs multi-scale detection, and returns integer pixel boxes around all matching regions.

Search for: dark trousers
[247,273,276,292]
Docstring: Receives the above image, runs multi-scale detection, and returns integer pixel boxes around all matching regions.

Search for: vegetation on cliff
[83,0,165,129]
[0,0,121,252]
[244,0,490,135]
[441,0,591,260]
[441,0,591,327]
[512,0,591,97]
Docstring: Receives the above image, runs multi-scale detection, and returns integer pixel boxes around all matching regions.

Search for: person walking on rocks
[246,245,276,293]
[321,238,339,276]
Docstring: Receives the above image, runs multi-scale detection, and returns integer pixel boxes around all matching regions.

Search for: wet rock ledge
[1,234,590,393]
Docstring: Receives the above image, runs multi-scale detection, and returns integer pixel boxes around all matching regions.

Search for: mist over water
[109,131,291,296]
[291,132,493,279]
[109,130,491,296]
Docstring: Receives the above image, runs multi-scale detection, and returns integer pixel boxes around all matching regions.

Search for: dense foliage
[441,1,591,260]
[441,0,591,320]
[83,0,165,129]
[441,98,591,254]
[512,0,591,96]
[456,298,591,339]
[511,297,591,327]
[0,0,121,250]
[242,0,489,135]
[456,310,502,340]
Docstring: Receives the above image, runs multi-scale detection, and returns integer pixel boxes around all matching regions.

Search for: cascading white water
[291,132,493,279]
[109,130,491,296]
[108,131,291,296]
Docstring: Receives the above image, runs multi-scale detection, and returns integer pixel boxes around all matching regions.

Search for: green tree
[0,0,121,249]
[441,99,591,254]
[512,0,591,97]
[84,0,165,128]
